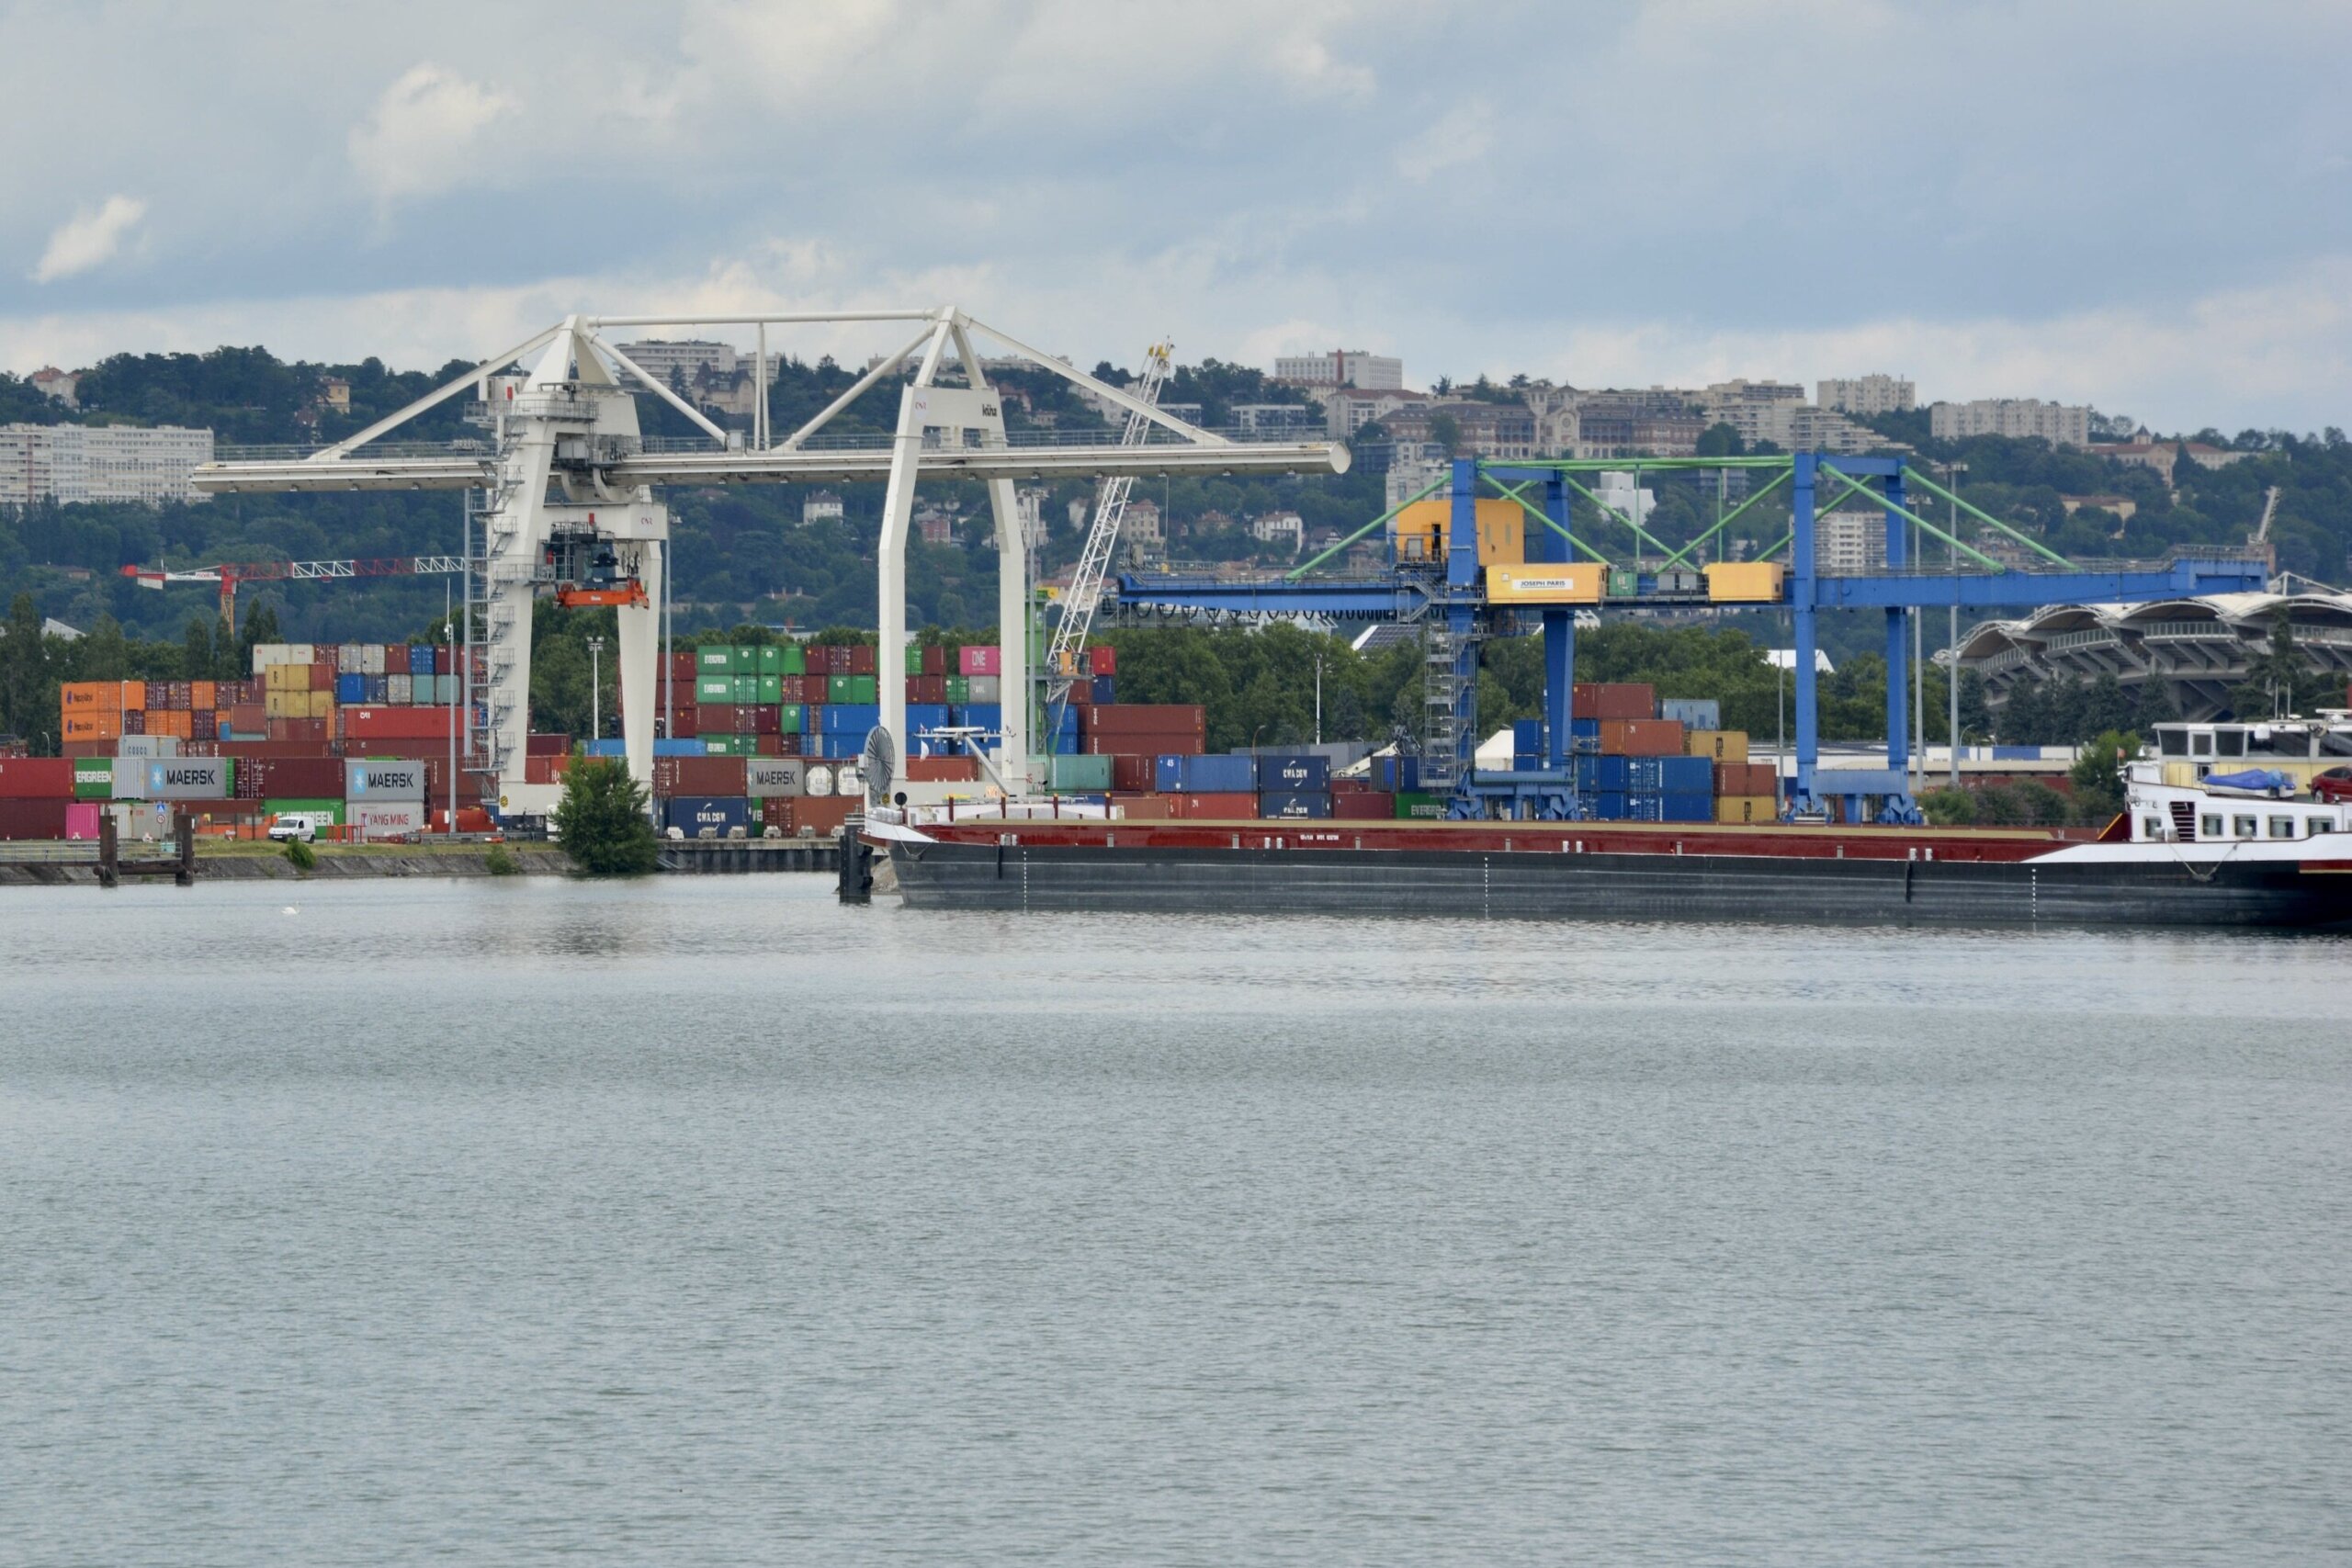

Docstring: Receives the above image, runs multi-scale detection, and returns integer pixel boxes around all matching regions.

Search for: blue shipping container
[1258,753,1329,791]
[652,739,701,756]
[1512,719,1544,758]
[1659,755,1713,793]
[906,703,950,732]
[1091,674,1115,705]
[1623,794,1665,822]
[820,703,882,735]
[1660,698,1720,729]
[1626,756,1664,791]
[1160,753,1257,793]
[1574,753,1600,790]
[1258,791,1331,819]
[1594,755,1630,791]
[1571,717,1600,738]
[335,673,367,704]
[956,703,1001,730]
[1661,792,1713,822]
[410,646,435,676]
[664,795,751,835]
[1594,791,1629,820]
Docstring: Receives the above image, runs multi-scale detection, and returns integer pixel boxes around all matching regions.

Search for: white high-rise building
[1815,511,1887,574]
[1816,374,1916,415]
[1929,398,2092,448]
[1273,349,1405,389]
[0,423,214,506]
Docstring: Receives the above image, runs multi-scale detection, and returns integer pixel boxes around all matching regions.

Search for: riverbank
[0,840,572,886]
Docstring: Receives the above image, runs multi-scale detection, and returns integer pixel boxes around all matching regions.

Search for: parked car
[267,811,333,842]
[2312,765,2352,803]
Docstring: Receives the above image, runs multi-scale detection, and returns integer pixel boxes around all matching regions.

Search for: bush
[1920,787,1975,826]
[551,755,659,876]
[484,843,519,876]
[283,838,316,871]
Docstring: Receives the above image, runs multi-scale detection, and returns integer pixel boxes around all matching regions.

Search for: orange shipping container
[62,714,122,742]
[191,681,216,709]
[119,681,147,711]
[60,682,121,712]
[1600,718,1686,756]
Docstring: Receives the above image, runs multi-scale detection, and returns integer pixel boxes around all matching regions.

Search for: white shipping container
[804,764,833,798]
[387,674,412,705]
[966,675,1001,703]
[352,803,424,840]
[360,644,386,675]
[114,735,182,759]
[744,758,807,797]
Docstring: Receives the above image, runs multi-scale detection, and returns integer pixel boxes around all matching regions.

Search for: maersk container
[664,795,751,836]
[1661,791,1713,822]
[1658,755,1713,794]
[744,758,806,798]
[119,756,232,800]
[1258,753,1329,791]
[1157,753,1256,794]
[345,758,426,800]
[1258,791,1332,819]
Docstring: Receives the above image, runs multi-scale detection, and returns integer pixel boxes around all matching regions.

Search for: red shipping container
[957,644,1001,676]
[1169,791,1256,819]
[787,796,857,836]
[921,645,946,676]
[0,798,71,839]
[309,661,336,691]
[123,711,146,735]
[753,733,803,757]
[1083,704,1204,737]
[384,644,409,675]
[1573,682,1656,721]
[1112,792,1172,819]
[262,757,346,796]
[192,712,217,740]
[655,756,749,796]
[1083,730,1201,758]
[842,644,876,676]
[666,705,699,739]
[1089,644,1116,676]
[1332,791,1395,819]
[905,755,979,783]
[343,707,453,740]
[0,758,74,798]
[1600,718,1686,756]
[526,733,570,756]
[906,675,946,704]
[1109,754,1157,793]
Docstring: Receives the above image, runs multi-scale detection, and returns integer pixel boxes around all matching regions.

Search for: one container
[1660,792,1713,822]
[1156,753,1257,794]
[1257,791,1331,819]
[662,795,751,837]
[958,644,1001,676]
[0,758,75,798]
[72,760,113,800]
[1660,698,1721,730]
[345,758,427,800]
[1257,753,1329,792]
[64,801,103,840]
[351,803,424,840]
[1046,754,1113,792]
[1168,791,1257,819]
[744,758,807,797]
[1657,755,1713,794]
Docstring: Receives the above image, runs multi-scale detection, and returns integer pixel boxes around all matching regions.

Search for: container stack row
[1509,684,1780,821]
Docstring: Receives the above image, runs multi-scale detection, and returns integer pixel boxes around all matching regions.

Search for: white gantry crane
[192,309,1345,817]
[1046,340,1172,721]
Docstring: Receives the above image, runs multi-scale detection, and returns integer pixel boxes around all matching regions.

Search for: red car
[2312,765,2352,803]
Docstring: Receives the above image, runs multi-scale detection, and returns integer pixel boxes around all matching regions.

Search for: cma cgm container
[665,795,751,836]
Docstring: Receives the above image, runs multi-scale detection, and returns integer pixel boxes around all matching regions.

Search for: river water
[2,876,2346,1564]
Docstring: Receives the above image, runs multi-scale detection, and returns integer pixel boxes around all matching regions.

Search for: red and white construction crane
[120,555,466,634]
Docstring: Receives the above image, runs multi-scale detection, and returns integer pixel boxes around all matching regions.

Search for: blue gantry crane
[1111,454,2268,822]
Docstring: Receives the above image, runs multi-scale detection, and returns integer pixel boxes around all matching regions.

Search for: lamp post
[586,635,605,743]
[1944,460,1966,789]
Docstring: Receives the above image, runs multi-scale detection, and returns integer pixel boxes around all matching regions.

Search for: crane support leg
[1542,475,1574,771]
[988,474,1032,791]
[1792,455,1821,807]
[615,537,663,796]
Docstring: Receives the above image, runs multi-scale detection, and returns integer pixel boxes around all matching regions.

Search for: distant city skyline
[0,2,2346,433]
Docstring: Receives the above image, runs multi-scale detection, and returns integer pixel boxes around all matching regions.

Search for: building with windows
[1230,402,1322,436]
[1929,398,2092,448]
[801,490,844,525]
[1816,374,1915,415]
[28,367,78,408]
[1250,510,1305,552]
[1273,349,1405,389]
[1318,387,1430,437]
[0,423,214,506]
[1815,511,1887,574]
[1378,400,1540,460]
[2086,438,2252,483]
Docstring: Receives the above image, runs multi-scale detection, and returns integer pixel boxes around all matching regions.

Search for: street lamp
[1943,460,1966,789]
[586,635,605,742]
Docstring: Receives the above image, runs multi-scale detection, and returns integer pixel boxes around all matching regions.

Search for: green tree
[552,755,659,876]
[1,592,48,746]
[182,615,215,682]
[2068,729,2139,822]
[78,612,130,682]
[1695,422,1743,457]
[1429,412,1463,457]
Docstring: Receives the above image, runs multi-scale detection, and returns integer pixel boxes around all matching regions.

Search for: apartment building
[0,423,214,506]
[1816,374,1915,415]
[1815,511,1886,574]
[1273,349,1405,389]
[1928,398,2092,448]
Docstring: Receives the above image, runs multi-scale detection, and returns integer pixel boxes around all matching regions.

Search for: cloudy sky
[3,0,2347,431]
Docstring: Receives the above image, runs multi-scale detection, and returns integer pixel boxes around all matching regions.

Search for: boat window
[2143,817,2165,840]
[2191,732,2214,757]
[2201,814,2224,838]
[2233,815,2258,839]
[2217,731,2246,758]
[2158,730,2189,757]
[2269,816,2296,839]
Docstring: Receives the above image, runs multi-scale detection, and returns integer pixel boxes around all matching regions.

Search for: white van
[267,811,334,843]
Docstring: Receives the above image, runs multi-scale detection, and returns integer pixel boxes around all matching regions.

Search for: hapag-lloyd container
[345,758,426,800]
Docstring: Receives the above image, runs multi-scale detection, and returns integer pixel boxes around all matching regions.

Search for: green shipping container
[1395,791,1445,819]
[74,761,113,800]
[701,736,756,757]
[905,643,925,674]
[265,797,345,824]
[777,642,805,675]
[695,676,733,703]
[944,675,969,703]
[756,645,785,676]
[775,704,806,734]
[1046,753,1112,792]
[757,674,784,705]
[695,646,736,675]
[1606,568,1639,598]
[828,674,877,704]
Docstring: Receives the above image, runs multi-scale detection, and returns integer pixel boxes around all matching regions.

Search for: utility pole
[1314,653,1324,745]
[587,635,605,742]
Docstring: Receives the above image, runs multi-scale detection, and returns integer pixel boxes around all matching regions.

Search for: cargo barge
[866,774,2352,929]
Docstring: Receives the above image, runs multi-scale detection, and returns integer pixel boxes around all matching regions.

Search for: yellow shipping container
[305,690,335,719]
[1705,561,1786,603]
[265,662,310,693]
[1395,498,1526,567]
[1686,728,1750,762]
[1715,795,1779,824]
[264,690,301,719]
[1485,563,1605,604]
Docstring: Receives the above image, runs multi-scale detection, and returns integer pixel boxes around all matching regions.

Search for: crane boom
[122,554,467,633]
[1047,341,1172,708]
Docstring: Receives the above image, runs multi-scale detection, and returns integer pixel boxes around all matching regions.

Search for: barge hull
[888,839,2352,929]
